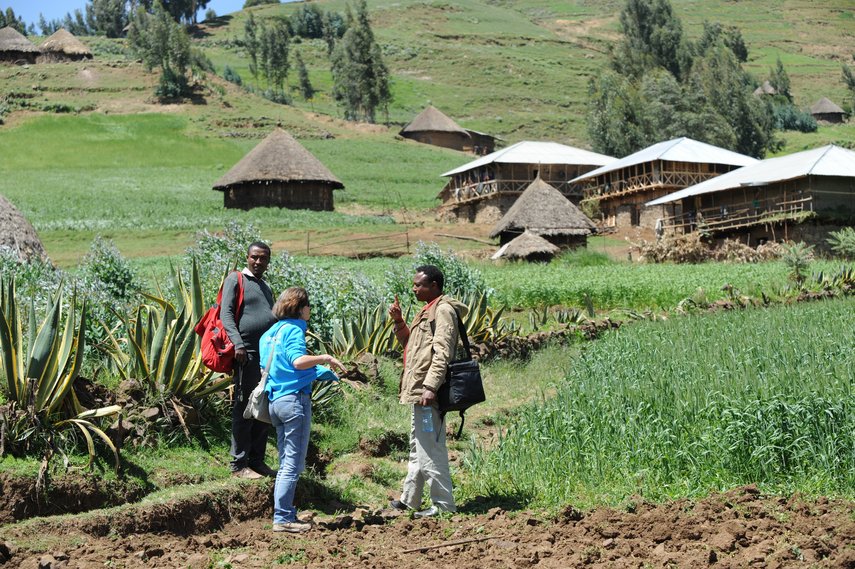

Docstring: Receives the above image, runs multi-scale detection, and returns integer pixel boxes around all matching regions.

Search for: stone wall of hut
[224,181,334,211]
[37,52,91,63]
[440,193,518,224]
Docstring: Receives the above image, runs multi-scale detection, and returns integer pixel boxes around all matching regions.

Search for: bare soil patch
[1,485,852,568]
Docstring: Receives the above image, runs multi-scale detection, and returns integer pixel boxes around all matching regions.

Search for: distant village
[2,24,853,262]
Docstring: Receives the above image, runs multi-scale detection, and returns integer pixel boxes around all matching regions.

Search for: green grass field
[464,297,855,509]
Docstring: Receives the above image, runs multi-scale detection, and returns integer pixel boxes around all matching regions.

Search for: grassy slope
[0,0,853,266]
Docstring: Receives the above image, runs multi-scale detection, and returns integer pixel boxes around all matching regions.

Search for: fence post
[306,231,310,255]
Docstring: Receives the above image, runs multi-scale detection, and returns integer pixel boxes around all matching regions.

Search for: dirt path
[3,485,853,568]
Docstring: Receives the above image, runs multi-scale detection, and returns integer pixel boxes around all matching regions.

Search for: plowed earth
[2,484,853,568]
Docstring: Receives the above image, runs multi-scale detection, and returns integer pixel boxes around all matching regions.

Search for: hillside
[0,0,853,265]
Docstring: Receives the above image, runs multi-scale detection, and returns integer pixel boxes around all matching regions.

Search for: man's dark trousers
[230,353,269,471]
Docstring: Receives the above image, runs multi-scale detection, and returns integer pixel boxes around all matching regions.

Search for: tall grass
[464,298,855,508]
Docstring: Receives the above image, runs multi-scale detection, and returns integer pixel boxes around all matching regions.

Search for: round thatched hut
[400,106,496,154]
[37,28,92,62]
[213,129,344,211]
[0,26,39,65]
[491,230,560,263]
[809,97,846,124]
[490,176,596,248]
[0,194,47,262]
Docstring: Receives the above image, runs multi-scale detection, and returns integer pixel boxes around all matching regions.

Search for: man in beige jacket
[388,265,468,517]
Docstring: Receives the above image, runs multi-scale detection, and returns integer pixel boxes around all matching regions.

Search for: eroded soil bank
[2,485,853,568]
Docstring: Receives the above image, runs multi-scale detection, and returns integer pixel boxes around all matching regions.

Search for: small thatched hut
[213,129,344,211]
[491,230,560,263]
[809,97,846,124]
[0,194,48,262]
[490,176,596,247]
[752,81,776,97]
[400,106,496,154]
[38,28,92,62]
[0,26,39,65]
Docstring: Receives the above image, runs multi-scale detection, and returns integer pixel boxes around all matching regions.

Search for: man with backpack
[387,265,468,517]
[222,242,278,479]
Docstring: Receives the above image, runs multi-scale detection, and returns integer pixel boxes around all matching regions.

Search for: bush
[204,9,217,21]
[827,227,855,259]
[222,65,242,86]
[384,242,488,307]
[156,66,189,100]
[184,221,263,299]
[771,102,818,132]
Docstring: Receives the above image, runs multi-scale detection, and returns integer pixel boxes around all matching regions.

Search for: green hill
[0,0,853,265]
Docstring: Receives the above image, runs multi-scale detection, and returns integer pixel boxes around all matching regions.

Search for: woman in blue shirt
[259,287,345,533]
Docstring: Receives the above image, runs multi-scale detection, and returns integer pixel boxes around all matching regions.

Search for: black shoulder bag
[436,309,486,438]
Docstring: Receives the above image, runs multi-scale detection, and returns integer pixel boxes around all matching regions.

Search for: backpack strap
[235,271,245,321]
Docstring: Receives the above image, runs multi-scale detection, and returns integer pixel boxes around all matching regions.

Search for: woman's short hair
[273,287,309,320]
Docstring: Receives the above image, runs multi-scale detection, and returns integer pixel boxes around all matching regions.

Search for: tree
[127,2,192,99]
[87,0,128,37]
[841,61,855,112]
[38,14,62,35]
[244,13,260,84]
[769,57,792,102]
[260,19,290,91]
[696,21,748,62]
[612,0,690,80]
[243,0,279,7]
[290,4,324,39]
[295,51,315,103]
[330,0,391,123]
[1,7,28,34]
[587,71,649,157]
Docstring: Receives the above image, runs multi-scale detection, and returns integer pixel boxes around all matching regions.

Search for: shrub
[156,66,189,100]
[223,65,242,86]
[827,227,855,259]
[184,221,263,300]
[780,241,814,285]
[771,102,818,132]
[408,241,488,299]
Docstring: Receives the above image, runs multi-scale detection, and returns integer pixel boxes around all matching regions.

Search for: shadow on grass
[459,491,533,515]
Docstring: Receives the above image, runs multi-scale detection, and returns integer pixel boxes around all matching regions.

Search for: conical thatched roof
[0,26,39,53]
[752,80,776,97]
[810,97,844,115]
[490,176,596,238]
[213,129,344,190]
[400,106,469,135]
[0,194,47,262]
[491,230,560,261]
[39,28,92,56]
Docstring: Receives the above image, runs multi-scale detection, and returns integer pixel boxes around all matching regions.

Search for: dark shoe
[231,467,263,480]
[251,463,278,478]
[389,499,411,511]
[273,521,312,533]
[414,506,440,518]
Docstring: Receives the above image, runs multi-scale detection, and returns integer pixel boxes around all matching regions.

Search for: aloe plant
[0,278,120,469]
[311,304,397,360]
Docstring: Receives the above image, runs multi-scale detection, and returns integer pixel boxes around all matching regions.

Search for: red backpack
[195,272,244,373]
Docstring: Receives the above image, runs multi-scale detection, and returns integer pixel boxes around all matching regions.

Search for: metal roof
[569,137,758,183]
[646,145,855,206]
[441,141,614,178]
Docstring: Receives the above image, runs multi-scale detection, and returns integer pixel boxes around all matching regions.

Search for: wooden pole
[306,231,310,255]
[401,535,500,554]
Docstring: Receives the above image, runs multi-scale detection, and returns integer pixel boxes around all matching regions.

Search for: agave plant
[0,278,120,469]
[311,304,397,361]
[459,291,514,346]
[101,260,230,402]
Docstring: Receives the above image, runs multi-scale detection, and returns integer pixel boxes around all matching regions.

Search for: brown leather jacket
[399,295,469,405]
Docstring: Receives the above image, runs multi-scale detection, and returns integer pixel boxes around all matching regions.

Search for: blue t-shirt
[259,319,336,401]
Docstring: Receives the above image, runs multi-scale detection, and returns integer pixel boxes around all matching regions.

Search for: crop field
[0,0,854,565]
[465,297,855,509]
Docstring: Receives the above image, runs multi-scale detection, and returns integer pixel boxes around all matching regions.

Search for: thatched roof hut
[0,194,47,262]
[0,26,39,64]
[491,230,560,262]
[809,97,846,124]
[213,129,344,211]
[490,176,596,247]
[752,81,776,97]
[400,106,496,154]
[38,28,92,62]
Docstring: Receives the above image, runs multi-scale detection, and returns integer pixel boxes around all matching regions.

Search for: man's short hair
[415,264,444,291]
[273,287,309,320]
[247,241,271,256]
